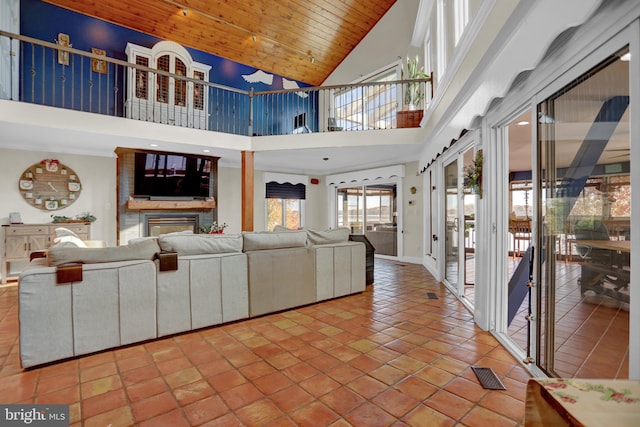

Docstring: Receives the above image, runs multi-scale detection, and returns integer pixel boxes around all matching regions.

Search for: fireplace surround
[145,214,199,236]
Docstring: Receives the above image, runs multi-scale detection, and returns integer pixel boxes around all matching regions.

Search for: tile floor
[0,259,530,426]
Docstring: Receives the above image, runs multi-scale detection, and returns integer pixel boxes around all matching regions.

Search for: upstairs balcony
[0,32,432,142]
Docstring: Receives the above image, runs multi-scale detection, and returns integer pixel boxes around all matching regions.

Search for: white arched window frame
[125,41,211,130]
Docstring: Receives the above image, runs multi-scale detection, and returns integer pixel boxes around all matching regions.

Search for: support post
[241,151,254,231]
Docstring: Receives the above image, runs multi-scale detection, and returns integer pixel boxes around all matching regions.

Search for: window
[454,0,469,46]
[266,182,306,231]
[333,62,400,131]
[436,0,447,82]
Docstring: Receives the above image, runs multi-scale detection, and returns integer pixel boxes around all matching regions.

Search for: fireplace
[145,214,199,236]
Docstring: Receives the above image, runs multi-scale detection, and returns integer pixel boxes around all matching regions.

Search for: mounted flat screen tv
[134,152,212,198]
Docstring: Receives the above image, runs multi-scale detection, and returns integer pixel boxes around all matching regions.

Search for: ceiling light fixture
[163,0,314,65]
[203,149,210,153]
[149,143,159,147]
[517,121,529,126]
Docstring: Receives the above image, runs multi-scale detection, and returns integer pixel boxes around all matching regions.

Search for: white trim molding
[326,165,405,186]
[263,172,308,185]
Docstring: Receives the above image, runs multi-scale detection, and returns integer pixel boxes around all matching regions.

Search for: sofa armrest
[30,250,48,262]
[56,263,83,284]
[156,251,178,272]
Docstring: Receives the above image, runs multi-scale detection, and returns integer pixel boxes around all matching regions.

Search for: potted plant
[464,149,483,198]
[200,221,228,234]
[398,56,430,127]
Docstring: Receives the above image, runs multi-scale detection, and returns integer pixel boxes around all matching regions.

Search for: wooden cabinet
[1,223,90,283]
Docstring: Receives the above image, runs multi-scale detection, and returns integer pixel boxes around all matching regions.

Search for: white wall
[0,148,116,276]
[402,161,423,261]
[323,0,421,85]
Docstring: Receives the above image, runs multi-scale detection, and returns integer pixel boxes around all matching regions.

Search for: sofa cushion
[158,233,243,255]
[305,227,350,246]
[55,227,81,239]
[242,231,308,251]
[47,238,160,266]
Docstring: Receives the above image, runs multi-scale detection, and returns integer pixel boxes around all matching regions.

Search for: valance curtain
[266,182,306,199]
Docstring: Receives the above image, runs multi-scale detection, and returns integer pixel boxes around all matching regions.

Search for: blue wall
[19,0,317,135]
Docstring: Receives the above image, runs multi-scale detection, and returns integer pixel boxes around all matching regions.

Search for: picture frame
[91,48,107,74]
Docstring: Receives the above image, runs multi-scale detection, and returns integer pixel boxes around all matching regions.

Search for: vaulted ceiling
[44,0,396,86]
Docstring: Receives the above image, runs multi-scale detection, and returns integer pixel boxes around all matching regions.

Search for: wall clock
[18,159,82,211]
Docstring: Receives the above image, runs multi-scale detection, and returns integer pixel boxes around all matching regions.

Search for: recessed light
[203,149,210,153]
[517,121,529,126]
[149,143,159,147]
[620,52,631,61]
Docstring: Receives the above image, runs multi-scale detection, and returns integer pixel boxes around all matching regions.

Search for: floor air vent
[471,367,506,390]
[426,292,439,299]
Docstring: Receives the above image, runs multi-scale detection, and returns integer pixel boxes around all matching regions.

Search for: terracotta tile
[306,353,341,372]
[239,360,277,380]
[78,352,115,370]
[282,361,320,382]
[156,355,193,375]
[372,388,419,418]
[81,388,127,419]
[431,356,469,376]
[173,379,215,406]
[36,372,79,395]
[389,355,425,374]
[290,401,339,427]
[126,377,168,402]
[121,364,160,387]
[347,375,388,399]
[226,349,261,367]
[235,398,284,426]
[207,369,247,392]
[139,408,191,427]
[199,412,243,427]
[325,364,363,385]
[349,338,379,353]
[253,371,294,395]
[479,391,525,421]
[320,386,367,415]
[394,376,438,401]
[350,354,384,373]
[131,391,178,422]
[330,345,362,362]
[270,385,314,412]
[79,362,118,383]
[461,405,519,427]
[444,376,488,402]
[35,384,80,405]
[197,357,234,377]
[368,347,402,363]
[150,345,184,363]
[299,373,341,397]
[219,382,264,410]
[266,351,301,370]
[80,374,122,399]
[116,353,154,372]
[368,364,407,386]
[344,401,396,427]
[164,367,202,389]
[83,406,134,427]
[424,390,473,420]
[184,395,230,425]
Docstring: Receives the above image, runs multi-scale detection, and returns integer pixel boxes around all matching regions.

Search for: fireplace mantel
[126,198,217,210]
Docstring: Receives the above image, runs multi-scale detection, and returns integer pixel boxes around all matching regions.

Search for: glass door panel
[444,160,459,286]
[506,111,534,355]
[538,48,630,378]
[462,148,477,302]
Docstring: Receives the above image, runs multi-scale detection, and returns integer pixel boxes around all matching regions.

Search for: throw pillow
[52,235,88,248]
[55,227,81,239]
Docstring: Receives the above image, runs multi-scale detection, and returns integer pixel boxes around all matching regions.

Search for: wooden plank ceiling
[44,0,396,86]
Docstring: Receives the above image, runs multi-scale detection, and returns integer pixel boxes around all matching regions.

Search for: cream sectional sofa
[18,228,365,368]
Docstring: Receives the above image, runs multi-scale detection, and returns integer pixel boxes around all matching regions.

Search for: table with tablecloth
[525,378,640,426]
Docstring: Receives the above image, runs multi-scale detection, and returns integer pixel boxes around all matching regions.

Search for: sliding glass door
[537,48,630,378]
